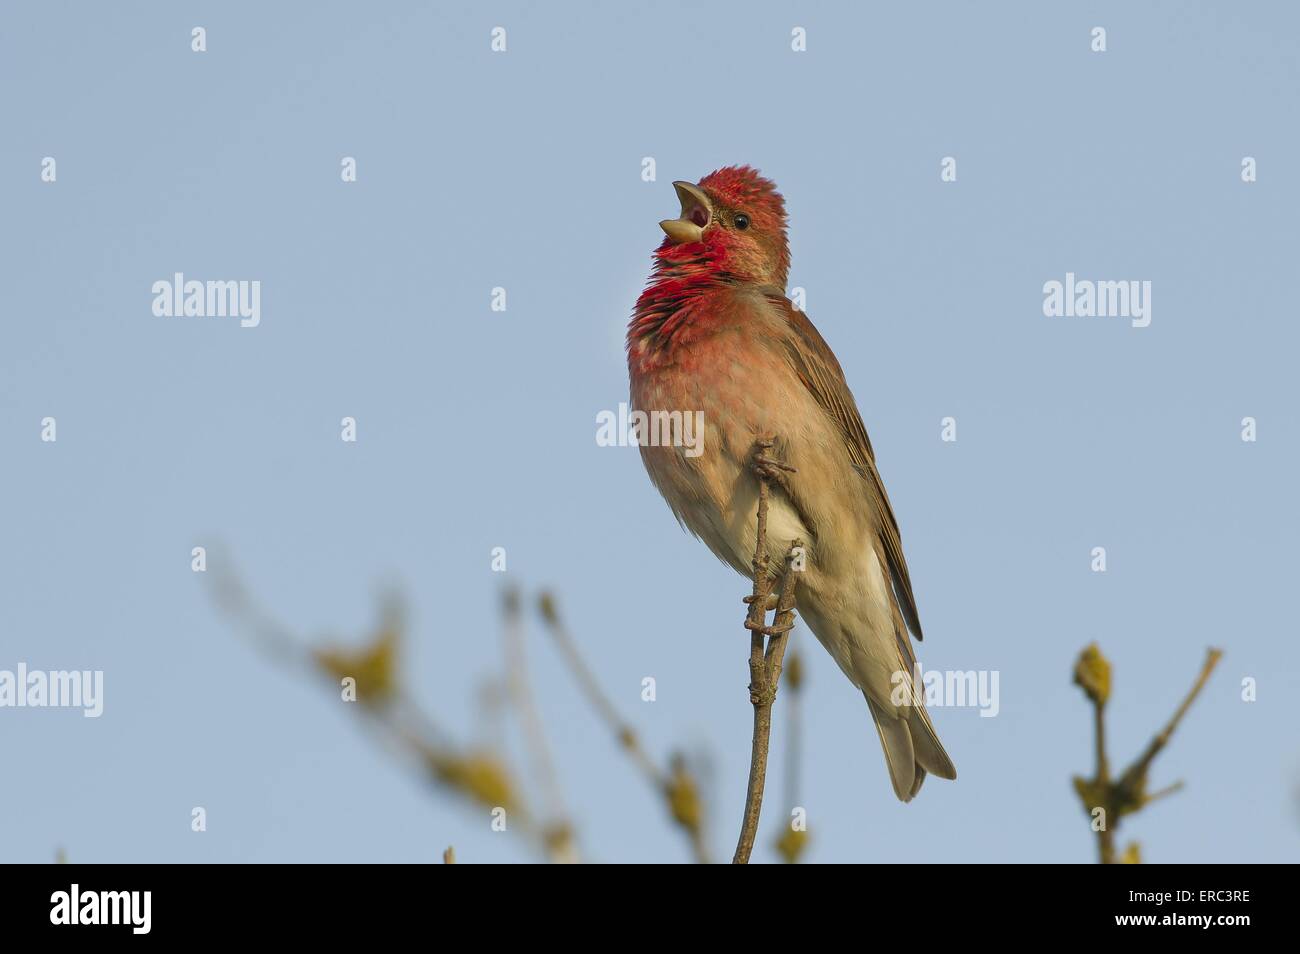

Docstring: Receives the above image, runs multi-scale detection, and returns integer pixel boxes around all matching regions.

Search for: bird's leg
[743,438,798,635]
[750,437,797,498]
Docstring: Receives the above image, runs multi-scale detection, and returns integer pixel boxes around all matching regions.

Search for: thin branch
[783,652,803,816]
[733,437,801,865]
[1119,649,1224,791]
[537,592,711,863]
[537,593,664,787]
[775,649,810,863]
[1093,696,1114,865]
[733,546,799,862]
[1142,781,1186,805]
[208,559,566,860]
[501,586,578,863]
[1072,645,1223,864]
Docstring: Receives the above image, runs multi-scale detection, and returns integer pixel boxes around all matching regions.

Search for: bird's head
[655,166,789,288]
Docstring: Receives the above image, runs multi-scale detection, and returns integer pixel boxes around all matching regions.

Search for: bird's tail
[866,693,957,802]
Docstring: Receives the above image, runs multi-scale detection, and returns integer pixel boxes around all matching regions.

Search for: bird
[626,166,956,801]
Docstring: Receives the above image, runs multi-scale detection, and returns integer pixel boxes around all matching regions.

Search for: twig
[775,650,810,863]
[537,594,663,786]
[501,586,578,863]
[1142,781,1185,805]
[1092,687,1115,865]
[1118,649,1223,791]
[783,651,803,818]
[1072,645,1223,863]
[733,437,801,865]
[208,559,565,860]
[537,592,711,863]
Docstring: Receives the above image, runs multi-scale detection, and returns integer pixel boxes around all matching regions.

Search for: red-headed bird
[627,166,956,801]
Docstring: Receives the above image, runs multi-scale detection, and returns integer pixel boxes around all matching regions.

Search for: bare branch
[537,592,711,863]
[501,586,578,863]
[775,649,811,864]
[733,437,801,865]
[1119,648,1224,792]
[1072,645,1223,863]
[208,560,567,859]
[537,593,663,787]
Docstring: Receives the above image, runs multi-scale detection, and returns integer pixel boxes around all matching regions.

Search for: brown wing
[763,290,926,641]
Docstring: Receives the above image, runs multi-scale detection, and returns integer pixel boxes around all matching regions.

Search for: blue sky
[2,1,1297,863]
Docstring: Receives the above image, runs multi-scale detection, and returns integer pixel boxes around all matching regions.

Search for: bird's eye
[733,213,750,230]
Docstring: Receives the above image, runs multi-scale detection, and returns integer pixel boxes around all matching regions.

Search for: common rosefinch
[627,166,955,801]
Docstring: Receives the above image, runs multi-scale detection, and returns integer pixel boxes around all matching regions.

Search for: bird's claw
[744,618,795,637]
[751,450,797,496]
[753,453,796,474]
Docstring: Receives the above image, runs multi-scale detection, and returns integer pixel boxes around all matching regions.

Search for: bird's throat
[627,253,735,358]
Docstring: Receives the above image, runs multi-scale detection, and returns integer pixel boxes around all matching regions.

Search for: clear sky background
[3,1,1297,863]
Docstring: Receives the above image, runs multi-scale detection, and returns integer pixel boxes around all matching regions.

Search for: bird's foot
[744,617,796,637]
[751,440,797,494]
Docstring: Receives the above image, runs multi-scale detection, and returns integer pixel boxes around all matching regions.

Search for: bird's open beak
[660,181,712,244]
